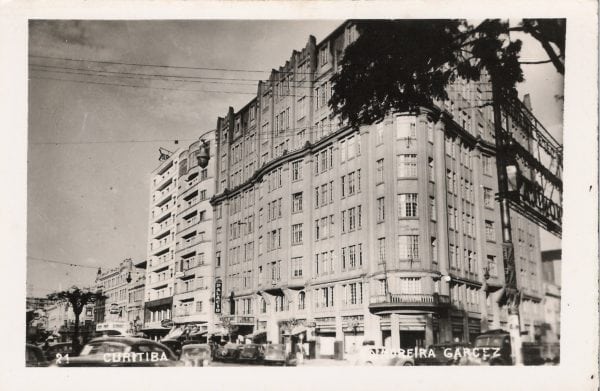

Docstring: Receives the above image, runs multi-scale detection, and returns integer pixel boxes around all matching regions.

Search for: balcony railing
[176,236,204,251]
[369,293,450,307]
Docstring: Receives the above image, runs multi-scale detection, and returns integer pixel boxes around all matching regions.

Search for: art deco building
[144,131,217,339]
[210,20,552,356]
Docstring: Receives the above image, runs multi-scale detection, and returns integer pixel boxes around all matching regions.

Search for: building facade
[95,258,145,333]
[126,260,147,333]
[144,131,217,339]
[45,300,95,342]
[541,249,561,342]
[211,20,549,356]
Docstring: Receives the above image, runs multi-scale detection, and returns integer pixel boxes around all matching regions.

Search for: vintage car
[43,342,74,362]
[414,342,472,366]
[237,344,265,364]
[350,346,414,366]
[460,330,513,365]
[180,343,212,367]
[51,336,180,367]
[214,343,243,362]
[262,344,297,366]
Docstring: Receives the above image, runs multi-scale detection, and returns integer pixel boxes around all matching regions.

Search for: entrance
[400,330,425,350]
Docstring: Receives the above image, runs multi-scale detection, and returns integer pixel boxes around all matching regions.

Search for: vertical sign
[214,279,222,314]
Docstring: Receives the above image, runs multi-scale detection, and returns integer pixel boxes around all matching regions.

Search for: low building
[95,258,145,334]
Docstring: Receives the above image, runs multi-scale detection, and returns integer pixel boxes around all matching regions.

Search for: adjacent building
[210,20,552,357]
[541,249,561,342]
[143,130,217,339]
[94,258,145,334]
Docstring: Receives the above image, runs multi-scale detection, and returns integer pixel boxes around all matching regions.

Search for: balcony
[369,293,450,311]
[176,235,204,251]
[152,201,175,223]
[154,169,174,191]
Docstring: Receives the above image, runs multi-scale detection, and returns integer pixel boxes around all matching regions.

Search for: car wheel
[403,362,413,366]
[365,361,373,366]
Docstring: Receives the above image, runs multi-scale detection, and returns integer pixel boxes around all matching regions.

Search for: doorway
[400,330,425,350]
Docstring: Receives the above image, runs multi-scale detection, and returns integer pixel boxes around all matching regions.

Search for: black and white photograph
[1,1,598,390]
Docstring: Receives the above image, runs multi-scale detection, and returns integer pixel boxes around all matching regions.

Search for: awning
[284,325,307,336]
[163,326,184,340]
[189,329,208,337]
[246,330,267,339]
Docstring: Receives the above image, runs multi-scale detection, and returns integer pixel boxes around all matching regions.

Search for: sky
[26,19,564,297]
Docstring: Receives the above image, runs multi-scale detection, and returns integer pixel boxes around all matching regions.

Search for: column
[434,119,453,342]
[425,314,434,346]
[391,313,400,350]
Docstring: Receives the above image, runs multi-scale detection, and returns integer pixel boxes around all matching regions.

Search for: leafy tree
[330,19,563,128]
[517,19,565,75]
[47,286,105,353]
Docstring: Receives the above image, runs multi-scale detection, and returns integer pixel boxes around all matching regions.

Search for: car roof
[87,336,157,345]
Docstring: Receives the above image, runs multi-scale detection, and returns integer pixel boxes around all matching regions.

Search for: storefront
[314,317,336,357]
[379,313,427,350]
[342,315,364,354]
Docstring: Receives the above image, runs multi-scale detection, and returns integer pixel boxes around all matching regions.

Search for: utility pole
[491,81,523,365]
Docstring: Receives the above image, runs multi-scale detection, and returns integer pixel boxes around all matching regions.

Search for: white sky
[27,20,564,296]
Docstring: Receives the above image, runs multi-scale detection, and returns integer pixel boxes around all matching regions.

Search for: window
[377,237,386,264]
[449,245,457,268]
[292,192,303,213]
[428,157,435,182]
[398,235,419,260]
[348,172,356,195]
[377,197,385,222]
[344,282,363,306]
[314,187,320,208]
[319,45,328,67]
[429,196,436,221]
[348,207,357,231]
[291,223,303,245]
[427,121,434,143]
[376,159,384,183]
[292,160,303,181]
[298,292,306,310]
[485,221,496,241]
[431,237,438,264]
[314,220,321,240]
[399,277,422,294]
[396,116,416,139]
[483,187,494,209]
[398,154,418,177]
[341,210,346,233]
[292,257,303,278]
[376,122,384,144]
[398,194,418,218]
[321,184,328,205]
[482,155,493,176]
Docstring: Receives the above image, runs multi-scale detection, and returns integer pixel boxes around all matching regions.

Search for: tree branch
[519,59,553,65]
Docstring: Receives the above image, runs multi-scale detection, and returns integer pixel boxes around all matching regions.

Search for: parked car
[160,339,183,359]
[262,344,297,366]
[351,346,414,366]
[43,342,74,362]
[51,336,180,367]
[461,330,513,365]
[214,343,243,362]
[238,344,265,364]
[415,342,472,366]
[180,344,212,367]
[26,344,48,367]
